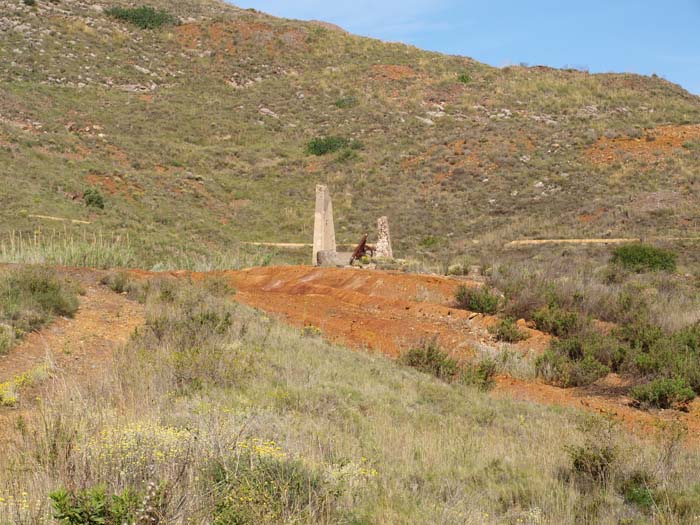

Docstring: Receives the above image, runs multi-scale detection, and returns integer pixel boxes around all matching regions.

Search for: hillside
[1,0,700,265]
[2,266,700,523]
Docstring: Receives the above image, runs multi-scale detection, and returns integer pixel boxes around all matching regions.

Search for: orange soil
[371,65,419,81]
[223,266,547,358]
[218,266,700,442]
[494,376,700,444]
[2,265,698,443]
[587,124,700,166]
[85,173,143,200]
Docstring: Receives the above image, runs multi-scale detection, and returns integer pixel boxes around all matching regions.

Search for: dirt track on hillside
[2,265,699,444]
[224,266,547,357]
[220,266,700,443]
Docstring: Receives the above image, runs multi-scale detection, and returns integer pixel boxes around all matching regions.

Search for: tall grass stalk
[0,230,135,269]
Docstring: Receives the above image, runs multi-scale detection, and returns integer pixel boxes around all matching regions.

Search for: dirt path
[0,269,144,417]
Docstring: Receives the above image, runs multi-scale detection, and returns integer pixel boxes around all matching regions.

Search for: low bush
[50,486,144,524]
[621,471,656,510]
[100,272,146,301]
[537,350,610,388]
[334,96,358,108]
[535,334,616,387]
[0,267,79,352]
[568,441,617,485]
[630,378,695,409]
[401,341,460,381]
[532,306,579,337]
[461,359,497,390]
[211,450,337,524]
[489,318,529,343]
[83,188,105,209]
[457,72,471,84]
[610,243,677,273]
[105,6,177,29]
[455,285,500,314]
[306,136,362,156]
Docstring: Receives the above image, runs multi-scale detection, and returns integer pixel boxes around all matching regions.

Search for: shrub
[334,96,358,108]
[400,340,460,381]
[0,268,79,345]
[535,334,617,387]
[536,350,610,388]
[621,471,656,510]
[100,272,145,301]
[461,359,497,390]
[211,448,338,524]
[489,318,529,343]
[610,243,677,273]
[105,6,176,29]
[532,306,579,337]
[568,441,616,485]
[84,188,105,209]
[306,136,361,156]
[457,72,471,84]
[50,486,143,524]
[100,271,129,294]
[0,323,15,355]
[23,0,37,6]
[631,378,695,409]
[336,148,360,163]
[455,285,500,314]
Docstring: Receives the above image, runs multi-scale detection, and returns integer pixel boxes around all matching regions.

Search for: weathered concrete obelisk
[375,216,393,259]
[312,184,336,265]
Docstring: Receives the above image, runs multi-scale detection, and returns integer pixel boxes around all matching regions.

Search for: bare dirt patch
[586,124,700,167]
[223,266,548,357]
[371,65,419,81]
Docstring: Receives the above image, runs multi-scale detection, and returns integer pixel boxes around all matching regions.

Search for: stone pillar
[375,216,393,259]
[312,184,336,265]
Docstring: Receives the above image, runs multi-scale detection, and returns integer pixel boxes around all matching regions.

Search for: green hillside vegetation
[1,0,699,266]
[2,276,699,523]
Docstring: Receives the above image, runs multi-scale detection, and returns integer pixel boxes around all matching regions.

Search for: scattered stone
[258,107,279,119]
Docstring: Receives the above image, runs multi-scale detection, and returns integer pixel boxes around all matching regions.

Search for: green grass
[611,244,677,273]
[2,277,700,523]
[105,6,177,29]
[1,0,699,260]
[306,136,362,156]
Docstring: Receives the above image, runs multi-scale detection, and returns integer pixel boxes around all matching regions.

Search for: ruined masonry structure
[312,184,336,265]
[375,216,393,259]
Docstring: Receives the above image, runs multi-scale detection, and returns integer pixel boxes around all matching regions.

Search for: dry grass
[1,277,699,523]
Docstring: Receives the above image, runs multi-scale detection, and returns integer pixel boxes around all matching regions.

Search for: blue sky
[233,0,700,94]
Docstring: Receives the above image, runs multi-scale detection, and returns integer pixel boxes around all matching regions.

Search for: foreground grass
[0,277,699,523]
